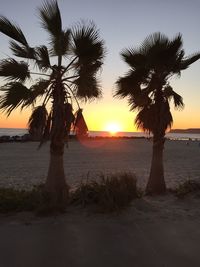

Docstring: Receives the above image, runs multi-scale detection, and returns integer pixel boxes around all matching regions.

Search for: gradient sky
[0,0,200,131]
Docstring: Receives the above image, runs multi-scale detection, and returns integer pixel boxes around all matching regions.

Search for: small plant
[0,184,70,215]
[70,173,139,212]
[0,184,47,213]
[175,179,200,198]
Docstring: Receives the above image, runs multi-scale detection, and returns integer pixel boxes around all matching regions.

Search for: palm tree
[115,32,200,194]
[0,0,105,207]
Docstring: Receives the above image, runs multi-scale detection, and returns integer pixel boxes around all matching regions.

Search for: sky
[0,0,200,132]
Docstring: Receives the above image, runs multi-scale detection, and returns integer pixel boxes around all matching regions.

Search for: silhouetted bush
[0,184,46,213]
[0,173,141,214]
[70,173,140,212]
[174,179,200,198]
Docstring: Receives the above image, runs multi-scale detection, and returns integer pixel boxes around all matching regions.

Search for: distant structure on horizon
[170,128,200,134]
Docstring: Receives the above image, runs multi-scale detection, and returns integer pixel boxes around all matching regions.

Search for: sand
[0,138,199,189]
[1,139,200,266]
[1,194,200,266]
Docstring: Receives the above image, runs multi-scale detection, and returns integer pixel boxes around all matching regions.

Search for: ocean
[0,128,200,140]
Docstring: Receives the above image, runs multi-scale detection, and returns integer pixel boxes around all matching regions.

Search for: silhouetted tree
[115,32,200,194]
[0,0,105,207]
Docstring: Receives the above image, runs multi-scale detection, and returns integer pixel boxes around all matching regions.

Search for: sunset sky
[0,0,200,132]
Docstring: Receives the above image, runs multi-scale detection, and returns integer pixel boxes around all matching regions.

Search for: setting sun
[105,122,122,135]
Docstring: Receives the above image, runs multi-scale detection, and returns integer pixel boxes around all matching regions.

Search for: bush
[0,184,46,213]
[70,173,140,212]
[0,173,140,214]
[175,179,200,198]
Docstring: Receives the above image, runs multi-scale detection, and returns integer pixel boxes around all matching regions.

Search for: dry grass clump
[0,173,140,214]
[175,179,200,198]
[70,173,140,212]
[0,185,46,213]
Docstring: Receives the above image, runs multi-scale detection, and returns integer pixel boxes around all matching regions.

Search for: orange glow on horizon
[0,102,200,132]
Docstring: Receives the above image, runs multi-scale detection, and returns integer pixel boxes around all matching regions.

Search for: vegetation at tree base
[0,173,139,214]
[115,32,200,195]
[71,173,140,212]
[0,0,105,209]
[0,185,46,213]
[1,176,200,214]
[174,179,200,198]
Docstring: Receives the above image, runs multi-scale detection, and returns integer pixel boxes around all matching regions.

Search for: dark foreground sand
[1,194,200,267]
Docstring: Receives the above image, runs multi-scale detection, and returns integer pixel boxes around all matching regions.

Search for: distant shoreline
[0,127,200,134]
[170,128,200,134]
[0,128,200,141]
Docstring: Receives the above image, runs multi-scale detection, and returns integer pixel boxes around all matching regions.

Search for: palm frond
[142,32,169,53]
[121,48,146,69]
[115,69,148,99]
[79,61,103,78]
[167,33,183,56]
[73,74,101,100]
[0,58,30,82]
[39,111,52,148]
[38,0,62,39]
[0,16,28,45]
[140,32,176,70]
[128,93,151,111]
[135,102,173,133]
[116,77,140,99]
[0,82,31,115]
[73,60,102,80]
[180,53,200,70]
[71,22,105,66]
[160,101,173,131]
[74,109,88,136]
[163,85,184,109]
[28,105,48,138]
[161,34,185,73]
[24,79,50,106]
[9,40,36,59]
[35,46,51,70]
[172,92,184,109]
[135,105,156,133]
[50,29,70,56]
[30,79,50,96]
[64,103,75,134]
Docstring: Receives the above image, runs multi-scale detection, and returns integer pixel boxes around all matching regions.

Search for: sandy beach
[1,139,200,266]
[0,138,199,189]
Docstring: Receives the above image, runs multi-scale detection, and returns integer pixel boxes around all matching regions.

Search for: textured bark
[45,76,69,208]
[145,83,167,195]
[46,154,65,189]
[146,136,166,194]
[45,133,69,209]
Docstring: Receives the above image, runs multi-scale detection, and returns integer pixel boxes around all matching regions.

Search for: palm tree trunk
[45,137,69,208]
[45,79,69,209]
[146,135,166,194]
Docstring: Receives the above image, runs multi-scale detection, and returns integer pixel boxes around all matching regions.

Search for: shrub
[0,173,140,214]
[175,179,200,198]
[70,172,139,212]
[0,184,46,213]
